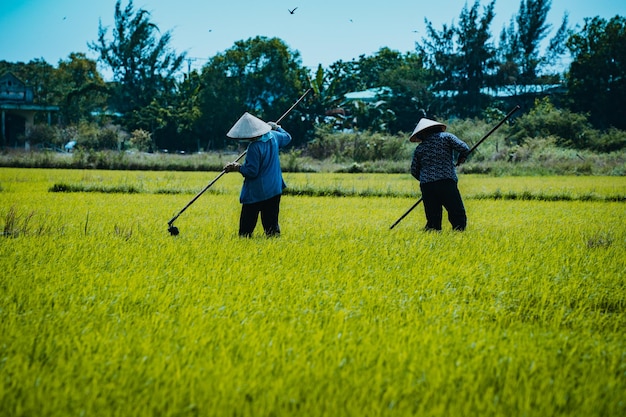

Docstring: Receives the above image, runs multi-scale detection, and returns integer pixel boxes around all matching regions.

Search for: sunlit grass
[1,168,625,417]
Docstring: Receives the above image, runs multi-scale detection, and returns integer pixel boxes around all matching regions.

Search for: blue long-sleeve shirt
[238,128,292,204]
[410,132,470,184]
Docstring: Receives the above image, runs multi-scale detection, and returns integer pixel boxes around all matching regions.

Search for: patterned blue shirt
[238,128,291,204]
[410,132,470,184]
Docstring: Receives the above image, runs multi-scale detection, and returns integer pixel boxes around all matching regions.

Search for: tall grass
[1,168,625,417]
[1,134,625,175]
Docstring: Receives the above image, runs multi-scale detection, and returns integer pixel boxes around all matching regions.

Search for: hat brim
[409,119,446,142]
[226,112,271,139]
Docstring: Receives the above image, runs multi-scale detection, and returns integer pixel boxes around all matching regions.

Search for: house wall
[0,72,57,148]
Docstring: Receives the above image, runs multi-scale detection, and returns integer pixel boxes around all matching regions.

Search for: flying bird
[288,7,298,14]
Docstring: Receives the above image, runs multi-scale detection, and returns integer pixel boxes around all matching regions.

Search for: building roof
[343,87,391,102]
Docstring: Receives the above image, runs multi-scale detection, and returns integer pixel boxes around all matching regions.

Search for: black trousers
[239,194,282,237]
[420,179,467,231]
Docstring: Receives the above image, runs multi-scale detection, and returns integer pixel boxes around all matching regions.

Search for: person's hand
[457,156,467,165]
[223,162,241,173]
[268,121,280,130]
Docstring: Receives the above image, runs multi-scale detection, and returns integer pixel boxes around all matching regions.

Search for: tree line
[1,0,625,153]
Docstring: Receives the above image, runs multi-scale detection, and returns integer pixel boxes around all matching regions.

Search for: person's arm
[223,142,262,177]
[448,133,470,164]
[268,122,292,148]
[238,142,261,178]
[410,148,420,180]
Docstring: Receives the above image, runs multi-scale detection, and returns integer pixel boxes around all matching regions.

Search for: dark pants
[420,179,467,231]
[239,194,282,237]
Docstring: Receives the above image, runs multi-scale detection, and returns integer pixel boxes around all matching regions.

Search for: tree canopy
[1,0,624,152]
[196,36,310,149]
[89,0,186,129]
[567,15,626,129]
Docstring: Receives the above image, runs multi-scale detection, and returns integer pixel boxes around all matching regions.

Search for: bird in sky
[288,7,298,14]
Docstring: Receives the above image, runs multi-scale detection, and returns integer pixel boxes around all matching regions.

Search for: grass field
[1,168,625,416]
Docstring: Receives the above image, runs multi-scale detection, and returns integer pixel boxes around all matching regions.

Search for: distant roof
[0,72,25,86]
[343,87,392,102]
[483,84,565,97]
[0,72,33,104]
[434,84,565,98]
[90,110,124,118]
[0,103,58,111]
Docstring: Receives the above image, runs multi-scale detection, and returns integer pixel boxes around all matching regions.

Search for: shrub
[129,129,153,152]
[25,125,59,148]
[510,98,594,149]
[97,125,127,150]
[75,121,101,150]
[57,125,79,148]
[305,126,412,162]
[587,128,626,152]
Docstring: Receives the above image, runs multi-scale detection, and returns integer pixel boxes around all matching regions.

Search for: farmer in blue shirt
[410,117,470,231]
[224,112,292,237]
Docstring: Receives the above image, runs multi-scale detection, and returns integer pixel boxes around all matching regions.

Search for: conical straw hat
[409,118,446,142]
[226,112,271,139]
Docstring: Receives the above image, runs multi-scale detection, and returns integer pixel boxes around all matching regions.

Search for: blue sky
[1,0,624,74]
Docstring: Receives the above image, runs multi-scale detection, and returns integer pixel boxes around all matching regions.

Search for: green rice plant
[49,182,141,194]
[0,168,625,417]
[2,205,33,237]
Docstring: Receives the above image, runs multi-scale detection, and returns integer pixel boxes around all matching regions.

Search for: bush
[587,128,626,152]
[129,129,153,152]
[305,126,412,162]
[57,126,79,148]
[509,98,594,149]
[25,125,59,147]
[97,125,127,150]
[75,121,101,150]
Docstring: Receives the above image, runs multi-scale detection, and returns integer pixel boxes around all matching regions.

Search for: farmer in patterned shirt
[410,117,470,231]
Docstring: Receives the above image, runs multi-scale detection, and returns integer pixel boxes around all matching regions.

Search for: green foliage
[3,0,626,155]
[55,125,78,148]
[73,121,104,150]
[567,16,626,129]
[97,125,126,150]
[89,0,185,124]
[305,126,412,162]
[419,0,497,117]
[4,3,624,152]
[24,125,59,147]
[510,98,626,152]
[2,120,625,175]
[2,205,37,237]
[198,36,310,149]
[55,53,109,123]
[129,129,153,152]
[509,98,593,148]
[593,128,626,152]
[309,49,432,135]
[49,182,139,193]
[497,0,567,84]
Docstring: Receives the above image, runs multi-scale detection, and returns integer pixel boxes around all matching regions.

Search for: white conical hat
[226,112,271,139]
[409,118,446,142]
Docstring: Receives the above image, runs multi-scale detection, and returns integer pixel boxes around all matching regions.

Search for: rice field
[1,168,625,417]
